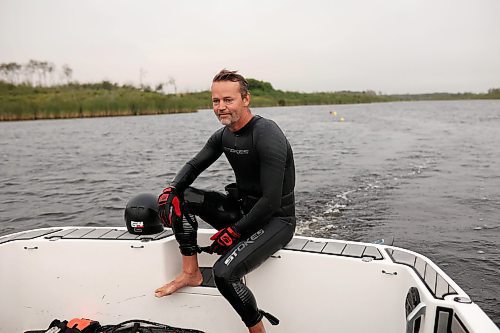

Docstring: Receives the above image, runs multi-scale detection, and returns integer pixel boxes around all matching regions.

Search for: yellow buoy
[340,117,345,122]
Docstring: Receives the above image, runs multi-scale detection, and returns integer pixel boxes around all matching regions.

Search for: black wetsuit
[169,115,296,327]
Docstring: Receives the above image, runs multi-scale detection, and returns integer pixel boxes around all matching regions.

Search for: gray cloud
[1,0,499,93]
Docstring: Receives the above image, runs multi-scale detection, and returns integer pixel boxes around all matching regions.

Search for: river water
[1,100,499,324]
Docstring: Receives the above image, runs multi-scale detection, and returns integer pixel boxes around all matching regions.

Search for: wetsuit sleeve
[170,129,224,192]
[235,121,287,232]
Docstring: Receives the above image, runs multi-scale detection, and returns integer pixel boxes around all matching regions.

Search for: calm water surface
[1,100,499,324]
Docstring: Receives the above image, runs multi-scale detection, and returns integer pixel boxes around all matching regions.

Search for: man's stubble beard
[218,112,239,127]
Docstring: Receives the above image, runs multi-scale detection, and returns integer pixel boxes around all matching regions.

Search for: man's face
[211,81,250,129]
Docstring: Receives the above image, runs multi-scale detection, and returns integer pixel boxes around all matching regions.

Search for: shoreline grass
[1,80,499,122]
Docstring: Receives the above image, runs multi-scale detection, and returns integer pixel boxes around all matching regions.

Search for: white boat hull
[0,227,498,333]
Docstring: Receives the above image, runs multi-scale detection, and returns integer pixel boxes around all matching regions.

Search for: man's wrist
[227,225,240,237]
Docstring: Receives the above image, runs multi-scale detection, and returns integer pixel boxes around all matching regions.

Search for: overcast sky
[1,0,499,94]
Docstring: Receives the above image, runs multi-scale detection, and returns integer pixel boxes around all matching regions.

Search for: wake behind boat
[0,226,498,333]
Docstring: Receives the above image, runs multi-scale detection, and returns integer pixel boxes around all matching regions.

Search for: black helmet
[124,193,164,235]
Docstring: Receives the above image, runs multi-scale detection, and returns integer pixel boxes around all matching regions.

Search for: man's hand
[158,186,182,227]
[209,226,241,255]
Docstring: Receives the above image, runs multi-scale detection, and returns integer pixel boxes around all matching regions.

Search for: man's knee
[184,187,241,229]
[183,187,205,214]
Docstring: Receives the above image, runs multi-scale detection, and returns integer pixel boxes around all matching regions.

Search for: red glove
[209,226,241,255]
[158,186,182,227]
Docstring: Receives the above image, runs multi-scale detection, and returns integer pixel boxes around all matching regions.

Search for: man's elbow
[265,197,281,214]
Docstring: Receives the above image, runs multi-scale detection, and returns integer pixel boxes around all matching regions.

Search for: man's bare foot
[155,271,203,297]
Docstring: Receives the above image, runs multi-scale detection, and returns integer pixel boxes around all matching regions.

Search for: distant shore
[1,80,499,122]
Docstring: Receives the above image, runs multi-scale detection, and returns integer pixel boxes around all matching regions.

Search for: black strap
[260,310,280,326]
[197,245,213,254]
[100,319,205,333]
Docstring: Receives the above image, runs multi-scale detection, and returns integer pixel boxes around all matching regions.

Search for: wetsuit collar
[233,115,261,135]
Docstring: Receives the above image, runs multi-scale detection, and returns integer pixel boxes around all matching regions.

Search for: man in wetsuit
[155,69,295,333]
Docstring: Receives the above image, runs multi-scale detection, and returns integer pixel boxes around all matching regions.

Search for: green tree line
[1,60,499,121]
[2,79,499,121]
[0,80,210,121]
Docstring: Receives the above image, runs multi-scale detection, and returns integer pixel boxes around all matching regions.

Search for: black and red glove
[158,186,182,227]
[209,226,241,255]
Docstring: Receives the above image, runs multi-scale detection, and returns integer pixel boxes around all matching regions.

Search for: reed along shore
[1,79,499,121]
[0,81,209,121]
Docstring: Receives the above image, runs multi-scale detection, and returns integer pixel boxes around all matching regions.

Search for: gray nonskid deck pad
[284,237,383,260]
[0,228,61,245]
[42,228,174,241]
[0,227,174,243]
[199,267,216,288]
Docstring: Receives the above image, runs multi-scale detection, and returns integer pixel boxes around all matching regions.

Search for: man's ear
[243,92,251,107]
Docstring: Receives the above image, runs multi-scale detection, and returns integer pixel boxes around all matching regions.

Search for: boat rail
[385,248,458,300]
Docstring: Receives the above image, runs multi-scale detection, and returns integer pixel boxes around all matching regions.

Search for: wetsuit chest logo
[224,147,250,155]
